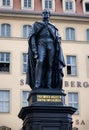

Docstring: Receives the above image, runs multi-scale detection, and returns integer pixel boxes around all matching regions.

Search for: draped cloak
[26,21,66,89]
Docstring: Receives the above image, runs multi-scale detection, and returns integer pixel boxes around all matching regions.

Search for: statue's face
[42,11,50,20]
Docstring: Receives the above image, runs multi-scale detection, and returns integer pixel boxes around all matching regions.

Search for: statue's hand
[34,52,38,59]
[32,48,38,59]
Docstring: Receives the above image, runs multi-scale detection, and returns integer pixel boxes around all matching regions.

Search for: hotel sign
[20,79,89,88]
[64,81,89,88]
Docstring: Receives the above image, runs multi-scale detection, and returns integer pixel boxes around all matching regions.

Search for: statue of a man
[26,9,65,89]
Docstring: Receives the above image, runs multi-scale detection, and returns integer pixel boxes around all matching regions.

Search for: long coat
[26,21,66,89]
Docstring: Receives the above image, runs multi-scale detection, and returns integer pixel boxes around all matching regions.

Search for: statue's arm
[31,35,38,59]
[56,30,61,44]
[28,23,38,59]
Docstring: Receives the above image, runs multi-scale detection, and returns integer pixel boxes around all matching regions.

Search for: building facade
[0,0,89,130]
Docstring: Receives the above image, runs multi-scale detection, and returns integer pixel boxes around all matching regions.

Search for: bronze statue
[26,9,65,89]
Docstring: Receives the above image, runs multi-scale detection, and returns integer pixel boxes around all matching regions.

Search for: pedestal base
[28,89,66,106]
[18,89,76,130]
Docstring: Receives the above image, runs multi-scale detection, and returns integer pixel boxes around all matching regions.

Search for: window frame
[1,23,11,37]
[66,27,75,41]
[68,92,79,114]
[21,0,34,10]
[0,90,10,113]
[23,25,31,38]
[0,52,10,73]
[0,0,13,9]
[66,55,77,76]
[2,0,10,6]
[42,0,55,12]
[63,0,76,13]
[83,0,89,14]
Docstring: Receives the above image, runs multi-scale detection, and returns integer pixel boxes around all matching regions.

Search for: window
[22,91,30,107]
[1,24,11,37]
[65,1,73,10]
[85,3,89,12]
[22,53,28,73]
[63,0,76,13]
[24,0,31,8]
[66,56,77,76]
[1,0,13,8]
[0,52,10,72]
[0,90,10,112]
[45,0,52,9]
[83,0,89,13]
[42,0,55,11]
[66,27,75,40]
[86,29,89,41]
[68,92,79,114]
[2,0,10,6]
[23,25,31,38]
[21,0,34,10]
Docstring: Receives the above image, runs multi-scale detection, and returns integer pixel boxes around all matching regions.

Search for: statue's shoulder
[49,22,58,30]
[31,21,44,34]
[32,21,44,30]
[34,21,44,26]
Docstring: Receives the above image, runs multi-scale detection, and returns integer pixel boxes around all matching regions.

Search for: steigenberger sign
[64,81,89,88]
[20,79,89,88]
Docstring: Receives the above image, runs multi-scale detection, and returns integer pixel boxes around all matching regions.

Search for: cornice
[0,9,89,22]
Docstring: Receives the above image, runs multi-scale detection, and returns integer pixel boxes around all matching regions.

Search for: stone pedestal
[18,89,76,130]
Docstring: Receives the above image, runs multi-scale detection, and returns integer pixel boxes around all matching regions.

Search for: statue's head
[42,9,51,21]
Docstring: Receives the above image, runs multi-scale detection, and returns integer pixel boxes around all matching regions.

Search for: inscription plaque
[37,95,62,102]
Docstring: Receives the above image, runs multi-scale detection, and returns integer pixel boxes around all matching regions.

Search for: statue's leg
[34,44,46,88]
[47,42,55,88]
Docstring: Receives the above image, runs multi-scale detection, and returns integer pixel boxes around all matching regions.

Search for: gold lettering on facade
[37,95,62,102]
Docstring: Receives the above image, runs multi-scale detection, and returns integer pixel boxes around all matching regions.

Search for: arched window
[1,24,11,37]
[66,27,75,40]
[23,25,31,38]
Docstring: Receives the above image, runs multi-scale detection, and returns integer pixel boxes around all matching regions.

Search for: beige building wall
[0,14,89,130]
